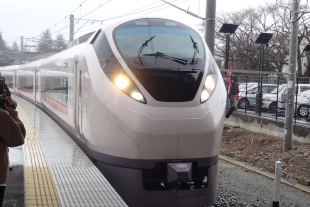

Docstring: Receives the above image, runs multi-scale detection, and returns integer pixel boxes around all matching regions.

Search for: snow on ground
[8,146,23,166]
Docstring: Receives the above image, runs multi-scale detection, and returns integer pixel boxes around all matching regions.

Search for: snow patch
[8,146,23,166]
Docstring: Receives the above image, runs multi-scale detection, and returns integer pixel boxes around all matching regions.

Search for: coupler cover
[167,163,192,183]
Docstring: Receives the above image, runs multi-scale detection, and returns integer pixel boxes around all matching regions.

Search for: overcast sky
[0,0,273,47]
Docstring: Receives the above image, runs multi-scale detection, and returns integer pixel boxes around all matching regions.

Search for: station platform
[12,95,127,207]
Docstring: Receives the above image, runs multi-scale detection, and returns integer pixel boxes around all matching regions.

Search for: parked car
[294,90,310,117]
[237,84,277,109]
[238,83,258,92]
[263,84,310,112]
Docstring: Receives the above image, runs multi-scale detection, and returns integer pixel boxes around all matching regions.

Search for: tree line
[200,0,310,76]
[0,29,67,54]
[0,31,19,52]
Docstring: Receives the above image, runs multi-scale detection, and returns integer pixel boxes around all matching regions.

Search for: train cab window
[112,18,206,102]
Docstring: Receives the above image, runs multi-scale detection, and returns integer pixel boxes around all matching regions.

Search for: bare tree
[200,1,310,76]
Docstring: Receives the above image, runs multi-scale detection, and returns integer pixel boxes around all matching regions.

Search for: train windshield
[112,19,206,102]
[114,20,205,60]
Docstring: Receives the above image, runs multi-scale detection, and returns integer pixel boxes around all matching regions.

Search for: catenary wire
[142,0,189,15]
[32,0,89,38]
[74,0,192,36]
[80,0,112,19]
[51,0,112,37]
[98,0,179,22]
[72,0,179,36]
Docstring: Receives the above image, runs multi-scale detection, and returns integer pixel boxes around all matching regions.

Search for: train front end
[90,17,226,207]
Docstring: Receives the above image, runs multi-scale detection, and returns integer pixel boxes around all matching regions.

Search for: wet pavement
[2,165,24,207]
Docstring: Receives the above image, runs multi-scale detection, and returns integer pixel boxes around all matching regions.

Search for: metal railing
[222,71,310,124]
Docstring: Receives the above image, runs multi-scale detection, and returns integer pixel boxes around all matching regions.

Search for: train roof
[19,59,44,69]
[0,15,204,71]
[0,65,19,71]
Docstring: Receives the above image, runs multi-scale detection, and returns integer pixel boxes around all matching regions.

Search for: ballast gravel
[214,160,310,207]
[211,186,249,207]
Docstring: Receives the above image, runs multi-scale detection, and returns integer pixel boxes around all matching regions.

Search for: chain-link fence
[222,70,310,124]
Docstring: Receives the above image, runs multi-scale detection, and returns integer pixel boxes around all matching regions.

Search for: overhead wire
[80,0,112,19]
[198,0,200,16]
[74,22,104,35]
[33,0,194,43]
[52,0,112,38]
[74,0,180,35]
[74,0,193,36]
[102,0,163,20]
[33,0,89,38]
[142,0,190,15]
[99,0,179,22]
[73,0,174,36]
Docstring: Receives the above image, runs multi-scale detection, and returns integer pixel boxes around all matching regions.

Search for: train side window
[41,75,68,106]
[19,75,33,92]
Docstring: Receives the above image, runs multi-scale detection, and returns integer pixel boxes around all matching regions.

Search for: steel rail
[219,155,310,195]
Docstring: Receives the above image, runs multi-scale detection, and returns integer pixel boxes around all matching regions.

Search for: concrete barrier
[224,112,310,143]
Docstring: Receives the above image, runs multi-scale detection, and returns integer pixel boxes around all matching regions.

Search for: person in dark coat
[224,72,231,109]
[226,73,239,107]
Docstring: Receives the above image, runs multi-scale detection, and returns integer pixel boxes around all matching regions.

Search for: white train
[0,16,226,207]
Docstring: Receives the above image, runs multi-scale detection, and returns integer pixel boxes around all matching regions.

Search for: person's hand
[2,96,15,112]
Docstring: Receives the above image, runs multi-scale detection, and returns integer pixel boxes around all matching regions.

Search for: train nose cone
[177,105,225,159]
[104,104,179,159]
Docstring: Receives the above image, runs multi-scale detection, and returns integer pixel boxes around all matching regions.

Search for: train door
[74,60,84,143]
[14,72,17,93]
[35,68,40,102]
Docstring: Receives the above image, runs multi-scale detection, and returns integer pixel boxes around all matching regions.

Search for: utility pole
[283,0,299,152]
[69,15,74,42]
[20,35,23,64]
[205,0,216,56]
[225,34,230,69]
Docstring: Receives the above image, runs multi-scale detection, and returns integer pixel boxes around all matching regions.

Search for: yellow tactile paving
[17,105,61,207]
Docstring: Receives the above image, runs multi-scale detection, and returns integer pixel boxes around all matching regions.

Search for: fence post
[276,77,279,121]
[273,161,281,207]
[294,77,299,123]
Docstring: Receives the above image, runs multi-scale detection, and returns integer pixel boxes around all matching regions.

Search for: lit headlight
[105,73,146,104]
[115,76,129,89]
[201,74,217,103]
[131,91,145,102]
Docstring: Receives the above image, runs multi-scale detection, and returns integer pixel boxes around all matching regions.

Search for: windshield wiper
[143,52,188,66]
[134,36,155,66]
[189,36,199,67]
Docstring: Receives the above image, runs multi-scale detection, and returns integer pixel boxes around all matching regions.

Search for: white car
[238,83,258,92]
[237,84,277,109]
[294,90,310,117]
[263,84,310,112]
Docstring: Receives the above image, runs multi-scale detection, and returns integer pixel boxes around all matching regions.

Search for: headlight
[105,73,146,104]
[201,74,217,103]
[115,75,129,89]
